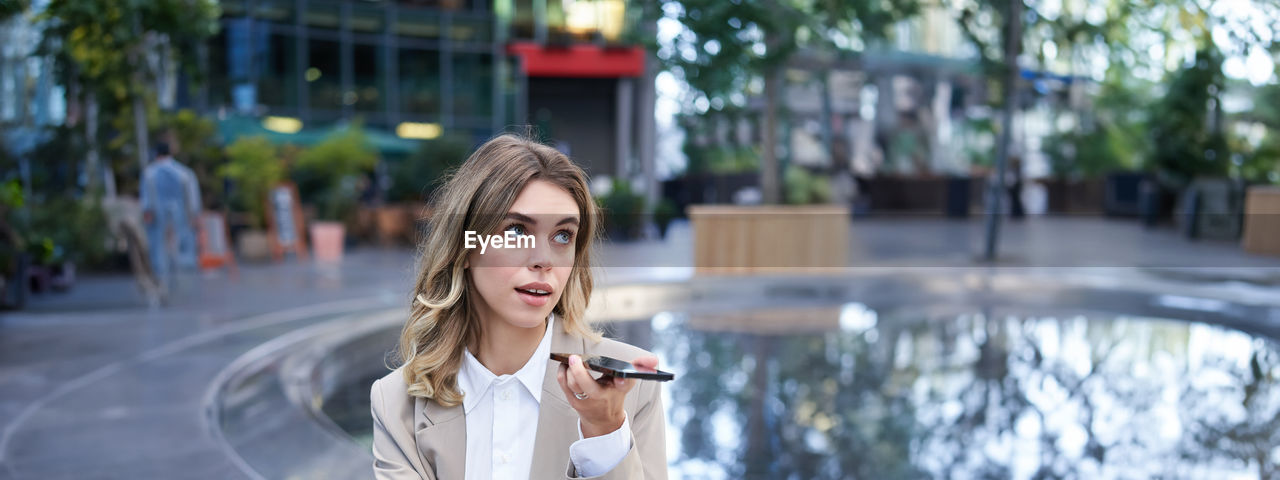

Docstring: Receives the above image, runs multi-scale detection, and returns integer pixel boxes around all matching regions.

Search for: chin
[504,305,553,329]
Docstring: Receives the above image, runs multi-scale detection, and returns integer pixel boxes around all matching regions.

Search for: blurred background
[1,0,1280,479]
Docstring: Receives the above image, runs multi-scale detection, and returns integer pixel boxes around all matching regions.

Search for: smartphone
[550,353,675,381]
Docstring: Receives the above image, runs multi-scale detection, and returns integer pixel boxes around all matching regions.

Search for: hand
[556,354,659,438]
[143,211,154,224]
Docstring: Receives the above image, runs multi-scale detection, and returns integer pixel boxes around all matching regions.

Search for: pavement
[1,216,1278,479]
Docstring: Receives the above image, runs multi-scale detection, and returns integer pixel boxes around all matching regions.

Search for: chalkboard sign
[197,211,238,275]
[265,182,309,261]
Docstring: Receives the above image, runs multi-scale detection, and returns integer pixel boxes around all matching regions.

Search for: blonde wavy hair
[395,133,602,406]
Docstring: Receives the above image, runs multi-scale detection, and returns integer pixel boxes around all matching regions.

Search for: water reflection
[652,304,1280,479]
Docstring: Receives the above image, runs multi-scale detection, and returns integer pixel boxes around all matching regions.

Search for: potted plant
[381,135,469,245]
[293,124,378,261]
[596,177,646,241]
[221,136,283,262]
[653,197,679,240]
[0,179,28,308]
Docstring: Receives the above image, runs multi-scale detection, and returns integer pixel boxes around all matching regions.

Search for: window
[307,39,342,111]
[259,33,299,108]
[353,43,383,112]
[452,53,493,120]
[398,48,441,116]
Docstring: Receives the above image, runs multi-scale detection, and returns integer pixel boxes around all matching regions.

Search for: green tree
[39,0,220,195]
[653,0,919,203]
[0,0,27,19]
[221,137,282,230]
[1148,45,1228,187]
[1234,83,1280,185]
[293,125,378,222]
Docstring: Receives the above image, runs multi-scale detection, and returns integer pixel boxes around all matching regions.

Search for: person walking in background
[174,152,202,269]
[1007,156,1025,220]
[141,142,200,294]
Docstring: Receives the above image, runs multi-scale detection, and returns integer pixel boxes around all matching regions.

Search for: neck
[470,309,547,376]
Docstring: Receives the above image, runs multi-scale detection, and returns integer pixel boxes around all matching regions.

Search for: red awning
[507,42,645,78]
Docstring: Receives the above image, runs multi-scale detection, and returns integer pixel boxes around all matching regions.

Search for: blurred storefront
[204,0,655,179]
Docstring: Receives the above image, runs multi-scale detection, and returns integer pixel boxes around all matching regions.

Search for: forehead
[509,179,580,217]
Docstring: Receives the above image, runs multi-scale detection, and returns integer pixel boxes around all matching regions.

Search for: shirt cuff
[569,414,633,478]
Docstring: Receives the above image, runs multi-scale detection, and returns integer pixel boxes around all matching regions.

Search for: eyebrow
[505,212,580,227]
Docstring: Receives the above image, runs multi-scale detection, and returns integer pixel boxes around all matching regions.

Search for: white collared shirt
[457,313,632,479]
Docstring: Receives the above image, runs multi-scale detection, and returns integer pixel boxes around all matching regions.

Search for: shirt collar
[458,312,555,414]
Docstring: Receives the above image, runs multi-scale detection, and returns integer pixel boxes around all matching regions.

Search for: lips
[515,282,553,307]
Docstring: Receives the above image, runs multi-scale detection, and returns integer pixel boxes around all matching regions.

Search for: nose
[527,237,551,271]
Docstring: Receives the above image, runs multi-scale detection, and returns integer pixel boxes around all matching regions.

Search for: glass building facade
[205,0,654,179]
[208,0,520,141]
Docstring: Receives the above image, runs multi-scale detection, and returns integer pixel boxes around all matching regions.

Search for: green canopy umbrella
[217,116,421,156]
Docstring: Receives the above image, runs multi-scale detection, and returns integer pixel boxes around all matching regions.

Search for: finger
[611,376,635,394]
[568,355,602,396]
[564,359,583,395]
[556,364,579,400]
[632,355,659,372]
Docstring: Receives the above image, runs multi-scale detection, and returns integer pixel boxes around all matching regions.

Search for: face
[467,179,581,331]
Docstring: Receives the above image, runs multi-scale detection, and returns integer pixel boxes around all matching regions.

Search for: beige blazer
[370,324,668,480]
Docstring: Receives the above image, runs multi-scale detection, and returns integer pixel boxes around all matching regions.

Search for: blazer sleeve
[565,378,668,480]
[371,378,434,480]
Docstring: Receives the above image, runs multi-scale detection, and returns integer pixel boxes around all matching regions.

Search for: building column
[615,77,634,179]
[637,58,657,206]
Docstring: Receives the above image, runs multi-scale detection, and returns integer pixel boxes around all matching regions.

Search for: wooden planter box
[1041,177,1106,214]
[1242,186,1280,257]
[689,204,849,274]
[373,203,431,246]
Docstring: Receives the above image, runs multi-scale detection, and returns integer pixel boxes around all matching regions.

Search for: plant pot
[375,205,412,246]
[310,221,346,263]
[655,220,671,240]
[1242,186,1280,256]
[237,229,273,263]
[1177,177,1243,240]
[945,176,971,218]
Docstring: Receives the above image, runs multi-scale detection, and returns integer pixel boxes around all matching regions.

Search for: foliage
[654,0,919,112]
[0,179,21,275]
[26,126,89,194]
[293,125,378,222]
[0,0,28,19]
[1147,45,1229,187]
[652,197,680,237]
[11,196,111,268]
[1233,84,1280,185]
[0,179,20,209]
[784,165,832,205]
[1043,77,1152,178]
[683,144,759,175]
[388,136,470,203]
[654,0,919,203]
[221,136,282,229]
[596,177,647,240]
[164,109,225,208]
[38,0,220,189]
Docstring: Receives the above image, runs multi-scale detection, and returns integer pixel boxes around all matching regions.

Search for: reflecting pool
[330,303,1280,479]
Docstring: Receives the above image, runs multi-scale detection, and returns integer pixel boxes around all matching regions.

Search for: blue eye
[504,223,526,236]
[553,230,573,245]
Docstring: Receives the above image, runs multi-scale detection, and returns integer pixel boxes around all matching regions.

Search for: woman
[370,134,668,479]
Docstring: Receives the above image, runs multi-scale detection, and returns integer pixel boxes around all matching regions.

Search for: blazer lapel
[415,394,466,479]
[529,323,588,477]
